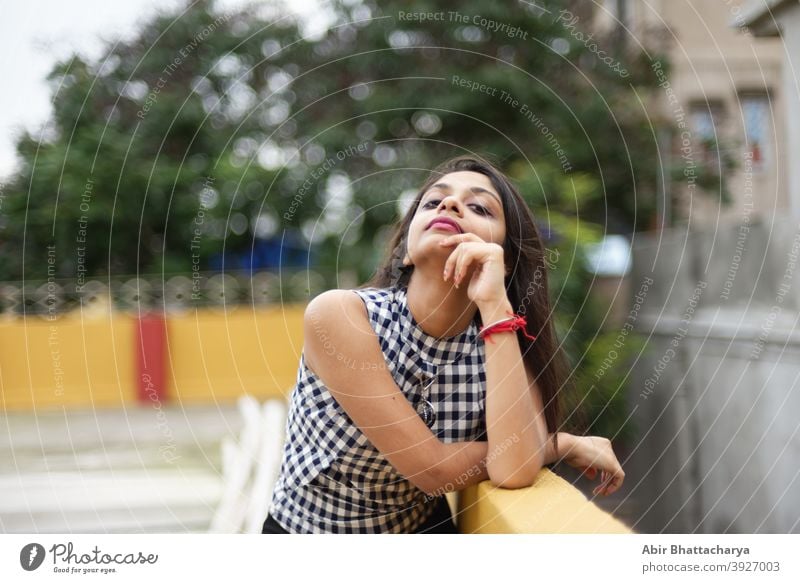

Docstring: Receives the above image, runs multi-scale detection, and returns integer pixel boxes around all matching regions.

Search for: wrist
[551,432,576,464]
[477,298,513,322]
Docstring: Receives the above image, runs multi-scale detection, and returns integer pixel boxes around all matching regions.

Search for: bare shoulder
[306,288,364,309]
[303,289,376,370]
[304,288,369,329]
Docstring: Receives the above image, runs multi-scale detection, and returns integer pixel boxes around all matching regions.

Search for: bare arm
[479,298,550,488]
[427,430,577,495]
[302,289,489,496]
[430,430,574,497]
[426,440,490,496]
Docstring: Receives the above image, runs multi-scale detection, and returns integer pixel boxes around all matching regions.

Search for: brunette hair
[361,155,574,454]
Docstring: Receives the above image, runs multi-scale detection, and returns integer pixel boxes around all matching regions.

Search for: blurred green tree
[0,0,666,283]
[0,0,672,441]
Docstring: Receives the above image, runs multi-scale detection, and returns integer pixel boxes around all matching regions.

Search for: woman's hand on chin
[439,232,508,308]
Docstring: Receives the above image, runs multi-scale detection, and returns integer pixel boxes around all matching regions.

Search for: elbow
[487,458,543,490]
[488,471,538,490]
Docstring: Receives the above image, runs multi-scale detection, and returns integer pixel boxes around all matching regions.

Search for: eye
[422,199,440,208]
[470,204,491,216]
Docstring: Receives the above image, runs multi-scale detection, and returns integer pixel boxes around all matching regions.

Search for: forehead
[429,171,497,194]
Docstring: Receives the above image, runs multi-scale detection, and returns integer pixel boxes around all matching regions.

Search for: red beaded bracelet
[478,310,538,344]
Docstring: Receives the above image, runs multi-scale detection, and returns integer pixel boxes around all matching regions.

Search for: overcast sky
[0,0,323,183]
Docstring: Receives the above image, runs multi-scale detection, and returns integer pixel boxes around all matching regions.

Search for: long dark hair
[361,155,573,454]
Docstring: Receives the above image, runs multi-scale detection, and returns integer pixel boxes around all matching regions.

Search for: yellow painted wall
[0,305,306,411]
[0,311,136,410]
[166,305,305,403]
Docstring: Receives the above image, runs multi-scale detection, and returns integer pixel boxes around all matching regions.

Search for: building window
[739,93,772,171]
[689,100,726,168]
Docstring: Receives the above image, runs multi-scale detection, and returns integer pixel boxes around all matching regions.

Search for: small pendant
[416,399,436,428]
[415,374,436,428]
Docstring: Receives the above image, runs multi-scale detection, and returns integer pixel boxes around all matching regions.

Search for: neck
[405,267,478,339]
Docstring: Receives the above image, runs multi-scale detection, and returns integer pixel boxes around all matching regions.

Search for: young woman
[262,155,625,534]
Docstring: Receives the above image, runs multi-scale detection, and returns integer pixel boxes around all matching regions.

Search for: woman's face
[405,170,506,269]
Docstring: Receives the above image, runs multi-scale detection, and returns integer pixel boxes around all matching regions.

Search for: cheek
[484,222,505,243]
[406,220,418,239]
[407,217,427,243]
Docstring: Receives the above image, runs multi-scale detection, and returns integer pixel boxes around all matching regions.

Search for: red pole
[135,313,168,404]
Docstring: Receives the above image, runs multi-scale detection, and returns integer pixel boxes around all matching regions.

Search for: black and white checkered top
[267,283,487,533]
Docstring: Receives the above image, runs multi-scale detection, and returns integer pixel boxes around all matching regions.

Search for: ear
[402,253,413,266]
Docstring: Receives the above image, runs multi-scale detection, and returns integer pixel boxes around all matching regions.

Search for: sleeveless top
[267,284,488,533]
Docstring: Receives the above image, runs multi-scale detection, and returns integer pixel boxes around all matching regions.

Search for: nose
[437,194,463,215]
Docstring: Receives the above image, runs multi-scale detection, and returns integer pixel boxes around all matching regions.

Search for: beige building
[595,0,788,227]
[741,0,800,218]
[610,1,800,534]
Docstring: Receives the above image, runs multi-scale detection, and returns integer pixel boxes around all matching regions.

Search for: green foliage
[0,0,672,442]
[530,210,640,441]
[1,0,668,283]
[572,328,646,443]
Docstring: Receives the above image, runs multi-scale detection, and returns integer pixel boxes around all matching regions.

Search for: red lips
[426,217,463,233]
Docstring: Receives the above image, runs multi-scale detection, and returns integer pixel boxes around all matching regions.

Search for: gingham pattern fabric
[267,283,487,533]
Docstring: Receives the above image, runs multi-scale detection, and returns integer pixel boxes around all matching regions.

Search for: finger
[608,470,625,494]
[593,472,612,496]
[605,479,618,495]
[602,470,622,495]
[594,481,609,496]
[439,232,484,246]
[602,479,615,496]
[593,476,604,495]
[453,245,476,287]
[602,475,613,496]
[606,465,623,488]
[442,237,479,279]
[443,244,462,281]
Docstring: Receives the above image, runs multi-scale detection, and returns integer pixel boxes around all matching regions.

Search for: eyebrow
[425,182,502,206]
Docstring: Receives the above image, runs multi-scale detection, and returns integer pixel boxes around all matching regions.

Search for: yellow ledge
[456,468,633,533]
